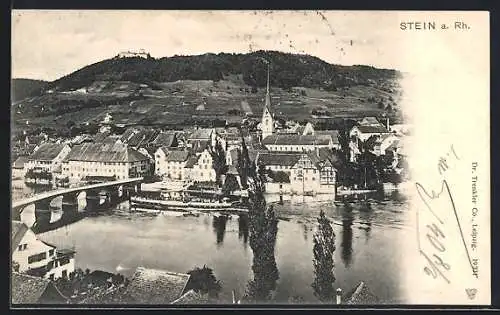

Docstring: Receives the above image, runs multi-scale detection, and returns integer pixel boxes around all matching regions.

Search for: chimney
[336,288,342,304]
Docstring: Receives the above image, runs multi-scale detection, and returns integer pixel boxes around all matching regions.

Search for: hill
[11,50,403,138]
[45,50,400,93]
[11,79,49,103]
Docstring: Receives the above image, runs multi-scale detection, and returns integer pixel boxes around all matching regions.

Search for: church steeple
[264,63,271,110]
[261,62,274,139]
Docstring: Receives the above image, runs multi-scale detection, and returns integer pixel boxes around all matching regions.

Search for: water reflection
[212,215,228,246]
[245,204,280,303]
[238,214,249,246]
[340,209,354,268]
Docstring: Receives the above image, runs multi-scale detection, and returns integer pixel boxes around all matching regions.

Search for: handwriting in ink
[415,179,474,284]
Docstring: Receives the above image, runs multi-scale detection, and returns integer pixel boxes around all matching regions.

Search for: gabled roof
[152,132,177,147]
[122,267,191,304]
[344,281,379,305]
[166,150,190,162]
[11,272,64,304]
[64,143,149,163]
[13,156,28,169]
[359,117,381,126]
[354,125,390,134]
[191,140,210,154]
[28,143,68,161]
[315,130,340,144]
[262,134,332,146]
[188,128,213,141]
[12,221,29,250]
[257,153,302,167]
[184,155,200,168]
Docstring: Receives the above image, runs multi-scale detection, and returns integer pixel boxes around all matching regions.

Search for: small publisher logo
[466,288,477,300]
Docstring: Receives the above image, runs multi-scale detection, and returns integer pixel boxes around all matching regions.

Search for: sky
[12,10,412,81]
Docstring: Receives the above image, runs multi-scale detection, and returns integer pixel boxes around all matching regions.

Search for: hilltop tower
[261,63,275,140]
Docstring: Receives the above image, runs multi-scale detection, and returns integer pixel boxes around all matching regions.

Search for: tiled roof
[122,267,190,304]
[12,221,29,250]
[28,143,67,161]
[93,131,111,143]
[188,128,213,140]
[125,130,159,147]
[360,117,381,126]
[152,132,177,147]
[64,143,149,163]
[166,150,190,162]
[344,281,379,305]
[315,130,340,144]
[12,156,28,169]
[257,153,302,167]
[184,155,200,168]
[355,125,390,134]
[192,140,210,154]
[262,134,332,146]
[171,289,209,304]
[11,272,54,304]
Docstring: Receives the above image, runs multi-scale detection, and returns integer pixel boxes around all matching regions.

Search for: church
[259,66,338,153]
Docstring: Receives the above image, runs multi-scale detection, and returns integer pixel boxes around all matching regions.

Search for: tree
[209,140,228,186]
[312,210,336,302]
[222,173,240,195]
[238,135,279,303]
[186,265,222,298]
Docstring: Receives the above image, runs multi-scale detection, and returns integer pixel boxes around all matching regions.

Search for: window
[49,274,54,281]
[312,177,315,181]
[28,252,47,264]
[62,270,67,279]
[49,249,54,256]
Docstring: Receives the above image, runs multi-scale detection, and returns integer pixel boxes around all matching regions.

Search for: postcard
[10,10,490,306]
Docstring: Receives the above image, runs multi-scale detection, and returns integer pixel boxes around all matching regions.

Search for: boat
[130,196,248,213]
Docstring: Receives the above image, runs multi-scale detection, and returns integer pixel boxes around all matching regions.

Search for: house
[24,143,71,175]
[262,134,334,152]
[154,147,170,176]
[61,143,150,182]
[359,116,383,127]
[120,267,191,304]
[186,128,214,147]
[349,125,392,142]
[190,146,216,183]
[12,221,75,280]
[11,272,67,304]
[289,151,337,195]
[256,152,301,175]
[315,130,341,150]
[151,131,178,148]
[165,150,191,180]
[12,156,28,179]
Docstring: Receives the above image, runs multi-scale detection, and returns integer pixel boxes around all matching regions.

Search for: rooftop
[28,143,68,161]
[171,289,209,304]
[257,152,302,167]
[166,150,190,162]
[315,130,340,144]
[188,128,213,141]
[184,155,200,168]
[122,267,191,304]
[11,272,63,304]
[64,143,149,163]
[11,221,29,251]
[354,125,391,134]
[359,117,381,126]
[344,281,380,305]
[12,156,28,169]
[152,132,177,147]
[262,134,332,146]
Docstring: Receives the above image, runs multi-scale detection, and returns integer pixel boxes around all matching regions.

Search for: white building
[154,147,170,177]
[349,125,392,142]
[12,221,75,280]
[61,143,150,182]
[164,150,191,180]
[262,134,335,152]
[191,148,216,182]
[24,143,71,175]
[260,66,275,140]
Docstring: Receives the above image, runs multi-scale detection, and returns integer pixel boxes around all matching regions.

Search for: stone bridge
[12,178,143,226]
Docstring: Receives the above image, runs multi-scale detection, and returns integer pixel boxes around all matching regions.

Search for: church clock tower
[261,63,275,140]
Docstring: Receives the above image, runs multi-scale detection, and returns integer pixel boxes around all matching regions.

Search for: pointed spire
[265,63,271,110]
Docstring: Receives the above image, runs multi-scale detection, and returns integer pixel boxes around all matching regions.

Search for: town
[11,64,410,304]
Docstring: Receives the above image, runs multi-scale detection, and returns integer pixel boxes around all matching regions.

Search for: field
[11,77,401,135]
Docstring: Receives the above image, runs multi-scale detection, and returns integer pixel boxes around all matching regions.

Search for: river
[22,189,410,304]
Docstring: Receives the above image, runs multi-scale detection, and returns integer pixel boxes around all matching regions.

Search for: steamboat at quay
[129,181,249,215]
